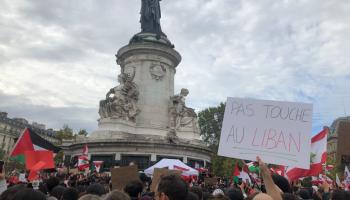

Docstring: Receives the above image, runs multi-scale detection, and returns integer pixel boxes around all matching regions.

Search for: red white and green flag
[78,144,90,171]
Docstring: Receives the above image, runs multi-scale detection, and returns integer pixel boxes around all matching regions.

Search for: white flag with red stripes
[286,128,328,181]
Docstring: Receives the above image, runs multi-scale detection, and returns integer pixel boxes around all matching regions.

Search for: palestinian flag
[10,128,61,164]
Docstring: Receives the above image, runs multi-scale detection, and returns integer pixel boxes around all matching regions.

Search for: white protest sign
[218,97,313,169]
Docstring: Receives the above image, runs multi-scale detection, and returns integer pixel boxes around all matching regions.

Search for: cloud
[0,0,349,134]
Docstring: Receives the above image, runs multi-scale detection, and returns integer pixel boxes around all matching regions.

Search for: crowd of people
[0,157,349,200]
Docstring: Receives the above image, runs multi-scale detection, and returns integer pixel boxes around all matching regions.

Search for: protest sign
[150,168,182,192]
[69,168,79,174]
[218,97,313,169]
[204,177,217,185]
[111,165,140,190]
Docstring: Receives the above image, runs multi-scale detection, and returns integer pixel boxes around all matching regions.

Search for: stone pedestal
[117,43,181,130]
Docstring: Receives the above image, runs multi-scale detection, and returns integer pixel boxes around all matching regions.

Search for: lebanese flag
[286,128,328,181]
[78,155,89,171]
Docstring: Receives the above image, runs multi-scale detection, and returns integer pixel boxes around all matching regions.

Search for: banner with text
[218,97,313,169]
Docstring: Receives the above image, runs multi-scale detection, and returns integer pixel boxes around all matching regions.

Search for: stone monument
[62,0,211,170]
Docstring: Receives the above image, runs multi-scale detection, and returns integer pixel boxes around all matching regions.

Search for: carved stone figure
[140,0,164,38]
[150,64,166,80]
[99,71,140,122]
[168,88,197,130]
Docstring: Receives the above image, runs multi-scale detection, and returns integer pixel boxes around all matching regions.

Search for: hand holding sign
[218,98,312,169]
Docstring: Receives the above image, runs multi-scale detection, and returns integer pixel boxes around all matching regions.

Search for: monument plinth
[62,0,211,170]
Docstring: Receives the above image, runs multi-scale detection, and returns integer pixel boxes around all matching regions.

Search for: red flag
[233,161,240,176]
[286,128,328,181]
[25,150,55,170]
[10,128,34,157]
[28,161,46,181]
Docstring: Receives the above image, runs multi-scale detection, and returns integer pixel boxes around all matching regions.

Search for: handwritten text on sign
[218,98,313,169]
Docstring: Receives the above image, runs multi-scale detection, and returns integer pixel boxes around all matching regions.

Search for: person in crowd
[50,185,66,200]
[45,177,60,195]
[225,188,244,200]
[0,184,26,200]
[189,186,203,200]
[62,187,79,200]
[124,180,143,200]
[12,188,46,200]
[78,194,102,200]
[156,174,188,200]
[86,183,106,197]
[105,190,131,200]
[186,192,199,200]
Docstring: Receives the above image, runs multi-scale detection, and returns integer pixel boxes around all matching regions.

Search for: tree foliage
[198,102,238,176]
[56,124,75,141]
[78,129,88,136]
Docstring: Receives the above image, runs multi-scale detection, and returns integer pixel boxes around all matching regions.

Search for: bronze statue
[140,0,164,39]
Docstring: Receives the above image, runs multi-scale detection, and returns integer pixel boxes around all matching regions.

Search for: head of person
[78,194,102,200]
[271,174,291,193]
[225,188,244,200]
[62,187,79,200]
[12,188,46,200]
[104,190,131,200]
[124,180,144,199]
[86,183,106,197]
[210,194,229,200]
[156,174,188,200]
[45,177,60,194]
[252,193,273,200]
[0,184,27,200]
[51,185,66,200]
[189,186,203,200]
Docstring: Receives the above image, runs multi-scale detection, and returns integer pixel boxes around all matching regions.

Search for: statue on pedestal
[168,88,198,130]
[99,71,140,122]
[140,0,164,39]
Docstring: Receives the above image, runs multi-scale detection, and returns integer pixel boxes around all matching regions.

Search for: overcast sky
[0,0,349,134]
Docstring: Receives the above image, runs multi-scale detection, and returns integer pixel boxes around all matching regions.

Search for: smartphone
[238,178,243,185]
[0,160,4,173]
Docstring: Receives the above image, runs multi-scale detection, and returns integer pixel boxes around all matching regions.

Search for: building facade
[327,116,350,166]
[0,111,60,157]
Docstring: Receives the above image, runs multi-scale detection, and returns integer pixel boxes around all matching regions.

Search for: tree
[198,103,238,176]
[78,129,88,136]
[56,125,75,141]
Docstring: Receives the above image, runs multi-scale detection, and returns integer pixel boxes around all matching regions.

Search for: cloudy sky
[0,0,349,134]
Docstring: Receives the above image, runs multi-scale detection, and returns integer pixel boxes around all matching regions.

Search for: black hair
[51,185,66,200]
[124,180,144,198]
[225,188,244,200]
[157,175,188,200]
[62,187,79,200]
[86,183,106,197]
[12,188,46,200]
[189,186,203,200]
[0,184,26,200]
[45,176,60,193]
[271,174,291,193]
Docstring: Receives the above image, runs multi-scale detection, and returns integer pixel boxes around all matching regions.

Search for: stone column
[117,43,181,133]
